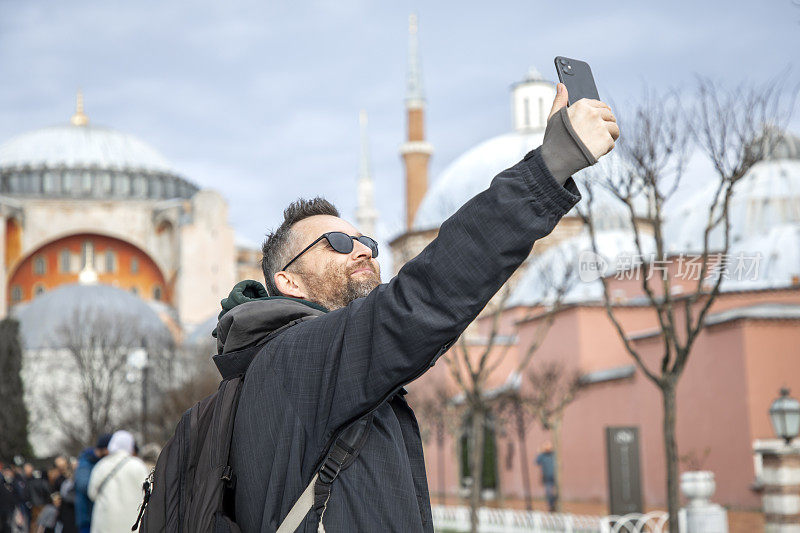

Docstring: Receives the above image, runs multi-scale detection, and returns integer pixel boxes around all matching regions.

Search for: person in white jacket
[88,431,149,532]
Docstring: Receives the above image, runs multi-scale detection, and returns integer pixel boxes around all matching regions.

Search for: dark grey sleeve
[540,106,597,184]
[275,147,582,451]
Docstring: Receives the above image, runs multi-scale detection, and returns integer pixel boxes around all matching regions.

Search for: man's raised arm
[276,85,619,445]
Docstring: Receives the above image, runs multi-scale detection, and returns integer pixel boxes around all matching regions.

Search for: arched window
[82,171,93,194]
[99,173,112,196]
[30,172,42,193]
[60,249,71,273]
[81,241,94,269]
[150,177,163,198]
[43,171,57,193]
[130,257,139,274]
[105,250,117,273]
[523,97,530,128]
[538,98,544,128]
[33,256,46,275]
[62,172,74,195]
[115,175,130,196]
[134,176,148,198]
[153,286,162,301]
[11,285,22,303]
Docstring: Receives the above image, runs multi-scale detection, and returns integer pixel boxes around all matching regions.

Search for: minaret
[356,110,378,238]
[400,14,433,230]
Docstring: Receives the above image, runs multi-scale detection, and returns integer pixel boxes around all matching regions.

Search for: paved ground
[432,495,764,532]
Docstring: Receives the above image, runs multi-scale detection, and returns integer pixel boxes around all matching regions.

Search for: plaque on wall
[605,426,643,516]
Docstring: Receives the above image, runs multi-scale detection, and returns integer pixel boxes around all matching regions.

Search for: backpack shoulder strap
[276,414,373,533]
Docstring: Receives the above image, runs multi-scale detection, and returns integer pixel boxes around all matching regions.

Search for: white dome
[0,124,174,173]
[507,228,657,307]
[413,130,545,230]
[12,283,172,350]
[413,131,644,232]
[664,158,800,253]
[717,223,800,291]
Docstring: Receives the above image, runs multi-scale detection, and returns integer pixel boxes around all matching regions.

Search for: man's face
[277,215,381,310]
[23,464,33,477]
[54,456,68,474]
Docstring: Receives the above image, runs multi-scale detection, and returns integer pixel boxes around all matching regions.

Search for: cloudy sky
[1,0,799,274]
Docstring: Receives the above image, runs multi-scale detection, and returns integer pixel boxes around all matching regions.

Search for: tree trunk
[552,417,563,513]
[469,407,486,533]
[662,382,680,532]
[515,405,533,511]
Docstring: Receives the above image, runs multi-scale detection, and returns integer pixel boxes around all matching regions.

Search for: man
[87,431,149,533]
[536,441,557,512]
[49,457,69,494]
[0,464,24,533]
[220,84,618,531]
[74,433,111,533]
[22,463,51,529]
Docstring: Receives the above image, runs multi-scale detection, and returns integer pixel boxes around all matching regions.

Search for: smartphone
[554,56,600,106]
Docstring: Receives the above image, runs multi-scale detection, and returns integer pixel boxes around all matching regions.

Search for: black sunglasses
[282,231,379,272]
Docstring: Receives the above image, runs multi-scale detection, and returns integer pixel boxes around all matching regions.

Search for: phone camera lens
[559,58,568,65]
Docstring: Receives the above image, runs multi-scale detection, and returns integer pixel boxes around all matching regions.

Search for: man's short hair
[261,197,340,296]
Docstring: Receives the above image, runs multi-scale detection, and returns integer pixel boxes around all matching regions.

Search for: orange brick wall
[7,233,168,307]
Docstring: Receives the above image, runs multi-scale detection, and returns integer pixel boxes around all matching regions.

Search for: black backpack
[134,342,372,533]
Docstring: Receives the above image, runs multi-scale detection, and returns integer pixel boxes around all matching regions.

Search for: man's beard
[301,259,380,311]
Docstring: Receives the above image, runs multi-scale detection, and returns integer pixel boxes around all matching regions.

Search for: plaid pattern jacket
[229,147,581,532]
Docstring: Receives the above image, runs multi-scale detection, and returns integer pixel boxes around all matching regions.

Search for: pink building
[388,24,800,510]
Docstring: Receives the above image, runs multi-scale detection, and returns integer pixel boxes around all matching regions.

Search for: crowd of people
[1,430,155,533]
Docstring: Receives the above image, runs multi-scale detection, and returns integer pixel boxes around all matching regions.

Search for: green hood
[213,280,327,355]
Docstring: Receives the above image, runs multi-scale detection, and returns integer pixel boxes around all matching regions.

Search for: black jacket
[220,148,581,532]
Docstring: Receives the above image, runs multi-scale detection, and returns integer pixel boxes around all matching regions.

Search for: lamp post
[770,388,800,445]
[759,388,800,532]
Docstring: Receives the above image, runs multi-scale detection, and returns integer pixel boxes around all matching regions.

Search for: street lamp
[769,388,800,445]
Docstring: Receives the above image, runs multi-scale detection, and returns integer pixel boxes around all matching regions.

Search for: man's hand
[540,83,621,184]
[548,83,619,159]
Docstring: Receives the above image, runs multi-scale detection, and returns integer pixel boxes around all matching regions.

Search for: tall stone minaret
[400,13,433,230]
[356,110,378,238]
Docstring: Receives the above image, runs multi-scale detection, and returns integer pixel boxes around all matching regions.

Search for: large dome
[664,156,800,253]
[413,130,545,230]
[12,283,172,350]
[717,223,800,292]
[0,115,198,200]
[506,228,657,307]
[413,131,645,232]
[0,124,173,173]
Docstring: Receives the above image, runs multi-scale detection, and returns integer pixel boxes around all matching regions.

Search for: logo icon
[578,250,608,282]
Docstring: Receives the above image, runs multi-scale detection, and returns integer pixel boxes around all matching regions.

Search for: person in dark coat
[0,465,24,533]
[73,434,111,533]
[223,84,618,531]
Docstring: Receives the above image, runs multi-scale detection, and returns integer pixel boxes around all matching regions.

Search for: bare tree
[580,81,792,531]
[493,360,581,513]
[46,308,173,452]
[409,378,457,504]
[443,251,579,532]
[119,341,220,446]
[525,361,582,512]
[492,376,536,511]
